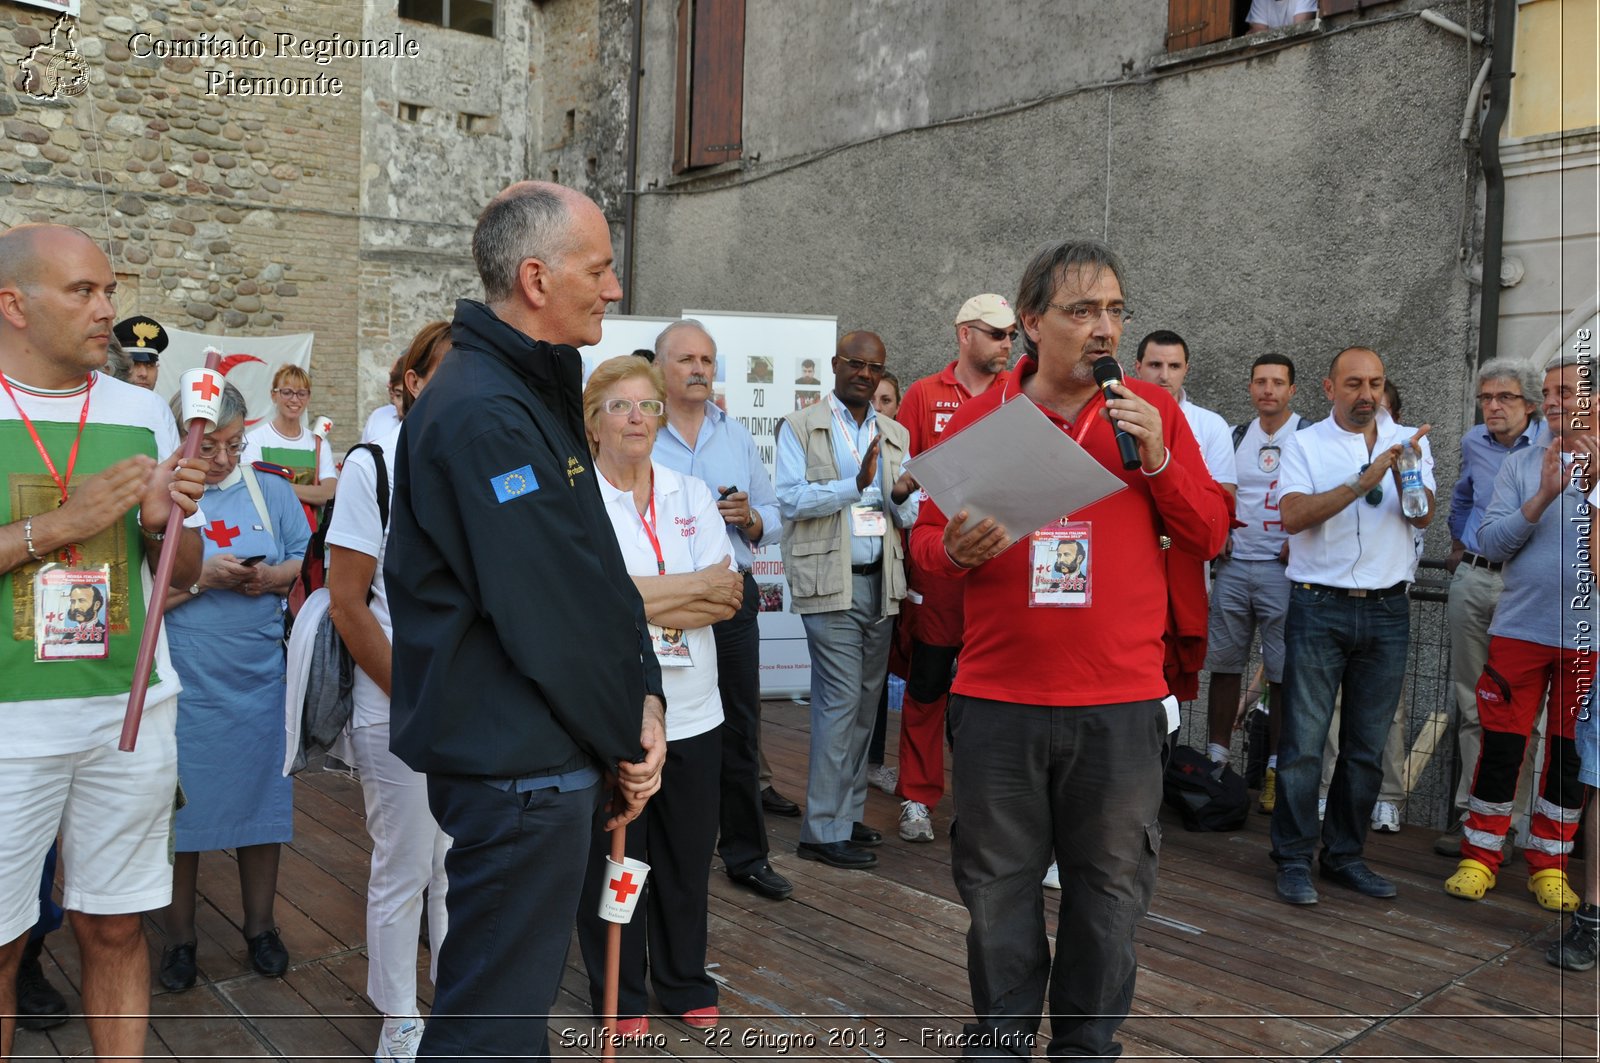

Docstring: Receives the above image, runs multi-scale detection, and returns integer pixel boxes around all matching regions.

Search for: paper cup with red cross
[311,415,333,441]
[179,367,225,431]
[598,855,650,924]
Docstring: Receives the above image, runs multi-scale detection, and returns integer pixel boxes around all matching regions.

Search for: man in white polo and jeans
[1269,346,1433,906]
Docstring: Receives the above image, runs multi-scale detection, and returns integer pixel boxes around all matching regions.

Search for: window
[1166,1,1337,51]
[399,0,495,38]
[456,111,497,135]
[398,102,425,122]
[673,0,744,173]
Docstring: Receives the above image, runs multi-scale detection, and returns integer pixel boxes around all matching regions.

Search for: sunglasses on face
[966,324,1018,342]
[837,357,886,377]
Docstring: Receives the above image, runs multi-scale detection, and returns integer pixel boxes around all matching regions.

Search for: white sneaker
[867,763,898,795]
[376,1018,424,1063]
[899,800,933,842]
[1371,800,1401,833]
[1042,862,1061,890]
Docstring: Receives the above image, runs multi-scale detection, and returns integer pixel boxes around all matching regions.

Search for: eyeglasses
[837,357,887,377]
[966,324,1018,342]
[602,398,665,417]
[1047,302,1134,324]
[1476,391,1524,406]
[198,440,248,459]
[273,388,310,400]
[1357,463,1383,506]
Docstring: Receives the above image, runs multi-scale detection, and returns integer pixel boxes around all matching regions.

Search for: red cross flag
[179,356,226,431]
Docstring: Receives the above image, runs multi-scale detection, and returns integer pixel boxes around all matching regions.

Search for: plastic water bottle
[1396,442,1429,518]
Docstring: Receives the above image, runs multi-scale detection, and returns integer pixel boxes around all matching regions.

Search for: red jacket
[899,362,1010,647]
[909,356,1230,706]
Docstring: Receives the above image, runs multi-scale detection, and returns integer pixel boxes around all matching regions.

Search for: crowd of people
[0,183,1594,1063]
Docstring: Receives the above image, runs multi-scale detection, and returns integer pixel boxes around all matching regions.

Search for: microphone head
[1091,356,1123,387]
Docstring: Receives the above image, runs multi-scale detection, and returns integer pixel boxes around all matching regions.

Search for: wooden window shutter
[673,0,745,172]
[1166,0,1235,51]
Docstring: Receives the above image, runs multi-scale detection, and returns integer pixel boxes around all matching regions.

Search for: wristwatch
[188,583,201,596]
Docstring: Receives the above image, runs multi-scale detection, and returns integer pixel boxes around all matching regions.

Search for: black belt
[1298,581,1408,600]
[851,560,882,576]
[1460,551,1503,573]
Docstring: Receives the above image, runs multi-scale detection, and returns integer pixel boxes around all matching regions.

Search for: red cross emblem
[190,376,221,401]
[608,870,640,905]
[204,520,240,548]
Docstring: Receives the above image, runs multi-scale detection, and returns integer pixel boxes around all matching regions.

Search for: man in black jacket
[385,182,666,1062]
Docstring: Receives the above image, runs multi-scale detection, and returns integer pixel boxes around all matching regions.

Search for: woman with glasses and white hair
[154,380,309,992]
[574,355,744,1037]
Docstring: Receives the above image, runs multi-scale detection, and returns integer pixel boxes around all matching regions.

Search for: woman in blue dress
[154,382,309,990]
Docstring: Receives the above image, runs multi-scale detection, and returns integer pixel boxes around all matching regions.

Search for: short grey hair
[472,185,576,304]
[1545,348,1595,375]
[654,318,717,358]
[1476,356,1541,405]
[1014,239,1127,356]
[169,380,248,433]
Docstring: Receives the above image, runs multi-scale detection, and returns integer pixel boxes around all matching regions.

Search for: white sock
[1207,742,1230,765]
[1267,755,1277,770]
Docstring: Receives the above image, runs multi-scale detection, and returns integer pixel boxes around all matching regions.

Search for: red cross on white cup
[597,855,651,924]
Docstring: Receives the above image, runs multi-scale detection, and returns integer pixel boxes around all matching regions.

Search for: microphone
[1092,356,1142,471]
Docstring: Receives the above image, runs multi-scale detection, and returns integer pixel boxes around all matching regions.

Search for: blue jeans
[1270,584,1410,870]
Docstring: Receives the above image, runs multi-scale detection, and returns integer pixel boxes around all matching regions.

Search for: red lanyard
[1069,390,1104,447]
[1,372,94,563]
[635,474,666,575]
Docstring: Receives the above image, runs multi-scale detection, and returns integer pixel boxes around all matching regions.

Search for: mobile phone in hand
[240,555,267,567]
[718,485,739,500]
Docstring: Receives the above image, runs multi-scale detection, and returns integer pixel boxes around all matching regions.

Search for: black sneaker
[16,939,68,1030]
[1547,908,1600,972]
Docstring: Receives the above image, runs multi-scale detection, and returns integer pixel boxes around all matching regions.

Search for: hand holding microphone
[1091,356,1144,471]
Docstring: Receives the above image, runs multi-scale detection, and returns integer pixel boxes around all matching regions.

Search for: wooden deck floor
[15,699,1599,1061]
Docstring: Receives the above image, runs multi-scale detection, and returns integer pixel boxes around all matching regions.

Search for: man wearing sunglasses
[890,294,1015,844]
[1269,346,1434,906]
[776,330,919,871]
[1434,359,1546,856]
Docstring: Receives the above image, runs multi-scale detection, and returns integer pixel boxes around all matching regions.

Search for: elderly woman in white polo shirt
[575,355,744,1037]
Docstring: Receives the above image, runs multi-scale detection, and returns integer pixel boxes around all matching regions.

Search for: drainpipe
[620,0,644,314]
[1475,0,1516,370]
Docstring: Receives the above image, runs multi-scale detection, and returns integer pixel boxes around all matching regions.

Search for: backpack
[1162,744,1249,832]
[281,443,388,775]
[1231,415,1313,449]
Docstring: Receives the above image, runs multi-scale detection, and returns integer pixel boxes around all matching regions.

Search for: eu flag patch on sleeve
[491,465,539,503]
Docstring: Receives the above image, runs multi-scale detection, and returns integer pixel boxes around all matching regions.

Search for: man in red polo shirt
[911,239,1229,1059]
[891,293,1015,843]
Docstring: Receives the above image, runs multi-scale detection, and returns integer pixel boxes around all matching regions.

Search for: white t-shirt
[1279,410,1436,589]
[1231,413,1304,561]
[360,403,400,444]
[243,420,337,485]
[1248,0,1318,27]
[2,371,206,755]
[597,462,730,742]
[1180,395,1239,487]
[322,424,397,728]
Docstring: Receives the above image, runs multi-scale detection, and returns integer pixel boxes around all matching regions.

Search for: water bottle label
[1400,469,1423,491]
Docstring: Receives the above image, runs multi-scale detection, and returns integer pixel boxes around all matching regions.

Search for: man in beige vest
[776,330,918,870]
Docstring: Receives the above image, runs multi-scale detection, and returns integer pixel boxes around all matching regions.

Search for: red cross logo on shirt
[204,520,240,548]
[609,870,640,905]
[190,376,221,401]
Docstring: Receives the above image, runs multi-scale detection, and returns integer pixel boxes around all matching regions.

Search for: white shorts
[0,698,178,944]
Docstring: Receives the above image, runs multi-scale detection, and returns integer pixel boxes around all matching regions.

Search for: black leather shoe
[851,822,882,847]
[245,929,289,977]
[761,786,800,817]
[16,939,67,1029]
[158,941,198,992]
[1320,860,1397,899]
[797,841,877,870]
[728,863,794,900]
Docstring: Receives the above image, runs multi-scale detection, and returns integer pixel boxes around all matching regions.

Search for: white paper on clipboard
[903,394,1127,541]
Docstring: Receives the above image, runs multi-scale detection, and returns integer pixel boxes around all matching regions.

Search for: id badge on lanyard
[637,477,693,667]
[1028,520,1092,608]
[33,563,112,661]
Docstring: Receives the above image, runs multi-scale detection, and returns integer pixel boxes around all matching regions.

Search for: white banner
[156,327,315,432]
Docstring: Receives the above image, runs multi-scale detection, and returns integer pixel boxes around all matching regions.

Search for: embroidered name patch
[491,465,539,503]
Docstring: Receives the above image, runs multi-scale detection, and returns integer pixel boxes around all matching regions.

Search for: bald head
[0,223,99,291]
[838,330,886,362]
[1323,346,1387,432]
